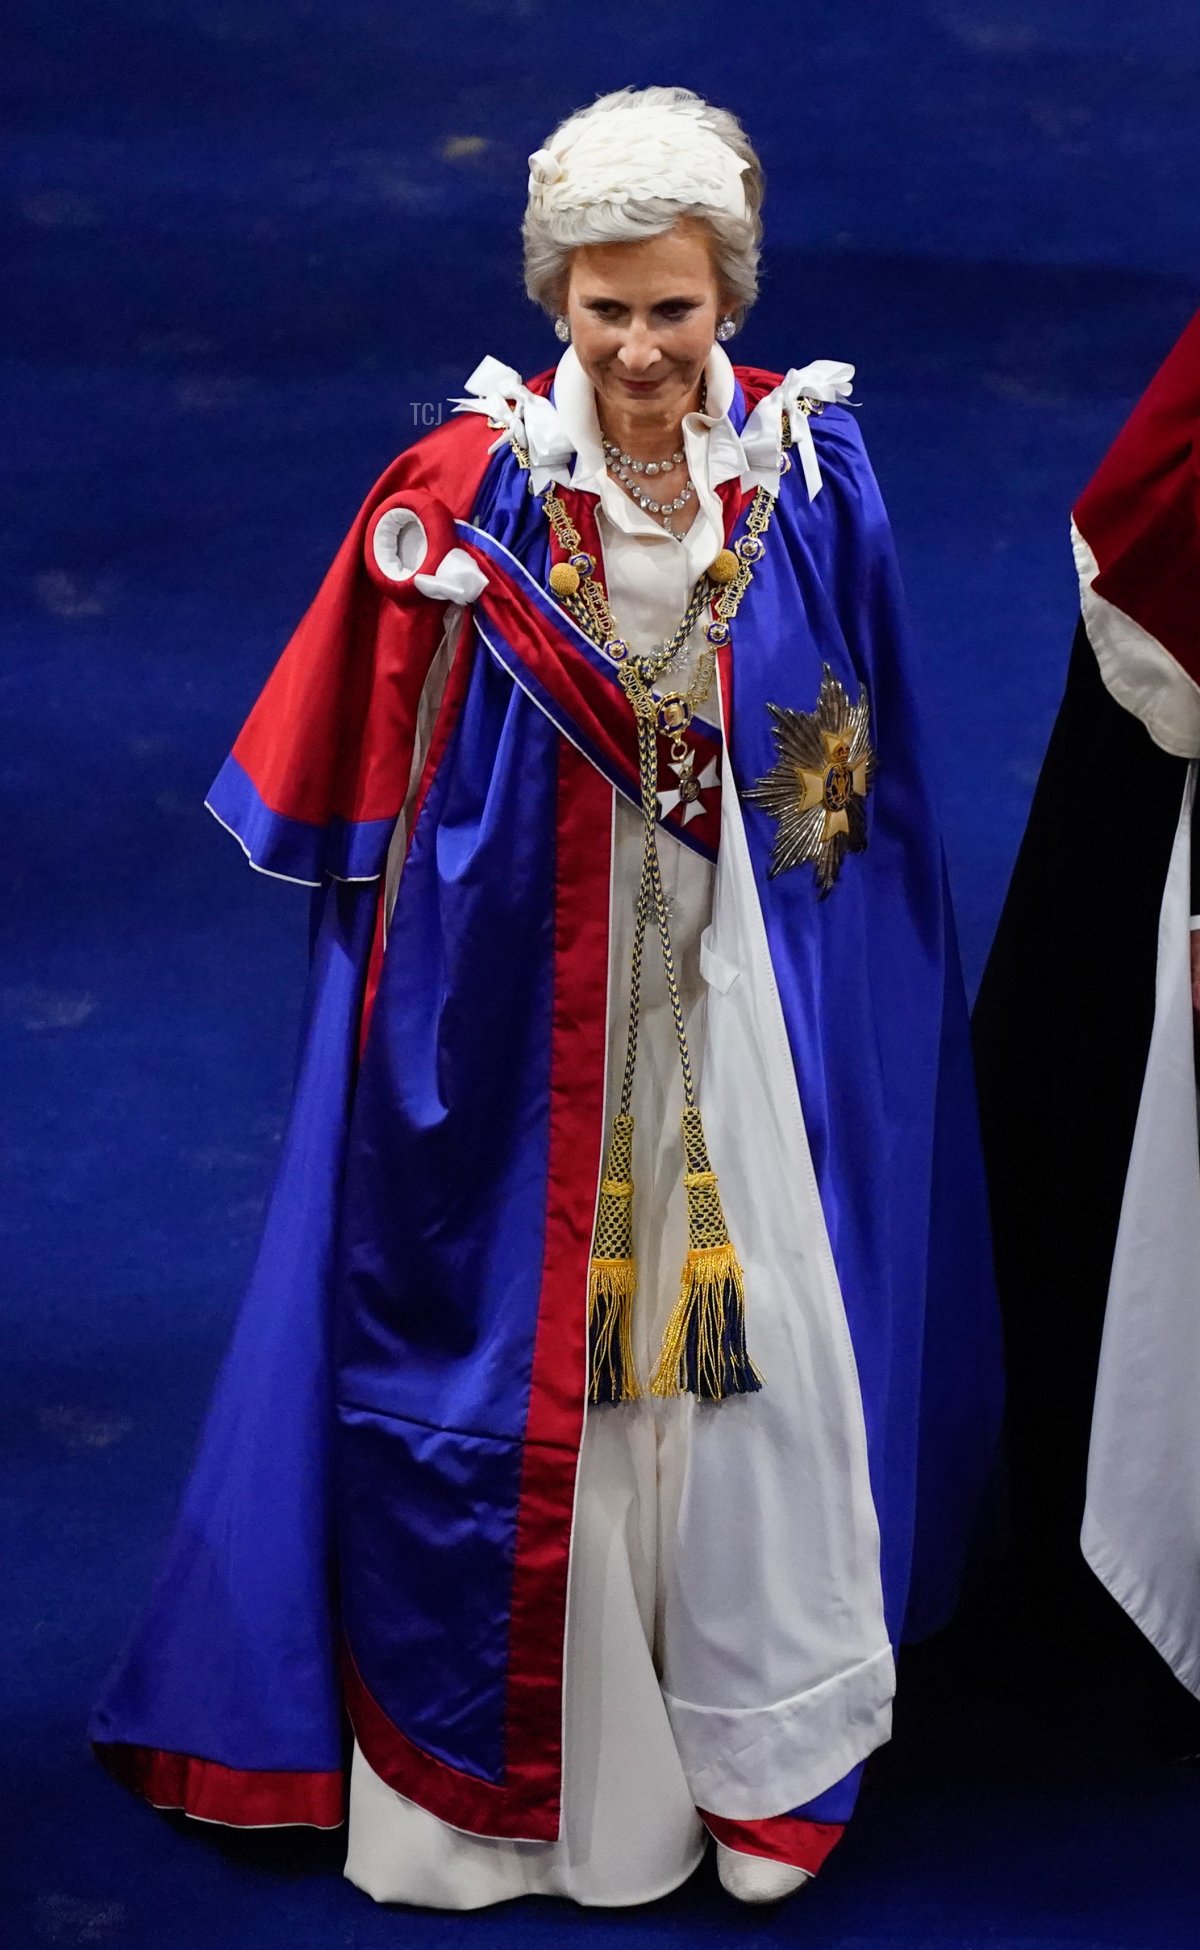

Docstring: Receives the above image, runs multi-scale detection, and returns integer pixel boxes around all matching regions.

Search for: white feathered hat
[527,91,751,223]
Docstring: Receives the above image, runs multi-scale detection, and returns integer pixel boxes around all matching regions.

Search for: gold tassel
[587,1113,641,1404]
[650,1107,762,1401]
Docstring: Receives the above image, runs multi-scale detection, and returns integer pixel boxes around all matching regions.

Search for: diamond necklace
[601,438,685,476]
[602,440,697,533]
[599,375,707,538]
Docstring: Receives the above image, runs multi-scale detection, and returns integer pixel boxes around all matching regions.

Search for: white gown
[345,370,729,1907]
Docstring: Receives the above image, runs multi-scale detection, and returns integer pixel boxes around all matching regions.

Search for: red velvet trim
[1074,307,1200,689]
[93,1742,344,1829]
[715,476,754,756]
[502,736,611,1814]
[700,1810,846,1875]
[343,742,612,1840]
[716,475,749,540]
[342,1649,557,1841]
[716,639,736,758]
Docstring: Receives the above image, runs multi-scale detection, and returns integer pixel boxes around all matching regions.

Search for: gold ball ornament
[549,562,580,598]
[707,549,739,585]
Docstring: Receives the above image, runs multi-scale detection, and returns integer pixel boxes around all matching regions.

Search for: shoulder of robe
[364,357,572,540]
[364,354,560,520]
[735,359,869,488]
[359,406,507,606]
[369,407,502,521]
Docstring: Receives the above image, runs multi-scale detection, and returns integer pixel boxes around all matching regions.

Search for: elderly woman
[91,87,1003,1909]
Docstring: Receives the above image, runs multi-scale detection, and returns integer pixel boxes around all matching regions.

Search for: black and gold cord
[508,409,802,1401]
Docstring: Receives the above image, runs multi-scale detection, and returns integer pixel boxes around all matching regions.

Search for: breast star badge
[745,665,876,894]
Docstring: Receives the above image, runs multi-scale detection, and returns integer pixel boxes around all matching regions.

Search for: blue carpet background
[4,3,1200,1944]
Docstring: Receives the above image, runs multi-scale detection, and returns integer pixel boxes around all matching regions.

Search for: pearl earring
[716,315,736,342]
[554,315,571,343]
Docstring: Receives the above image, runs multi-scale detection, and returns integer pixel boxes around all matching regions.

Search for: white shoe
[716,1843,813,1904]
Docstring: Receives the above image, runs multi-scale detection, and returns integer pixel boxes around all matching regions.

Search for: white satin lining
[1073,519,1200,758]
[1082,764,1200,1696]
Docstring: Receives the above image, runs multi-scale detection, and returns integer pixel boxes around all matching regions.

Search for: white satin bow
[740,360,857,500]
[449,356,576,494]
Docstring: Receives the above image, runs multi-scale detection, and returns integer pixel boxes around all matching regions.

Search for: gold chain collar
[505,407,798,780]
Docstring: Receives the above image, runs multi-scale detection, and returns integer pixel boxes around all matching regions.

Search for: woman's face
[563,218,729,429]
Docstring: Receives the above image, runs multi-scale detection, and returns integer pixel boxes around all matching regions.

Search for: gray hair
[522,86,765,323]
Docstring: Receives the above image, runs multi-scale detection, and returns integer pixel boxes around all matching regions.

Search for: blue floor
[4,4,1200,1944]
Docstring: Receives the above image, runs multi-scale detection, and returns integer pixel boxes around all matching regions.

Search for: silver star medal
[746,666,876,894]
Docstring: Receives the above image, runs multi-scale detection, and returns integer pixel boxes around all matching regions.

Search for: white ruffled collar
[550,342,739,488]
[449,350,857,505]
[550,342,743,543]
